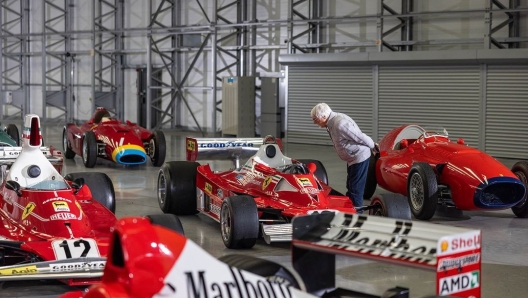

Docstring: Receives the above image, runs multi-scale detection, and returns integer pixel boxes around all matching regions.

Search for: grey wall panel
[287,66,373,145]
[486,66,528,159]
[378,66,481,147]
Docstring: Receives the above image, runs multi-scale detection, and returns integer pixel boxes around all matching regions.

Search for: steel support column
[288,0,323,54]
[485,0,520,49]
[378,0,414,52]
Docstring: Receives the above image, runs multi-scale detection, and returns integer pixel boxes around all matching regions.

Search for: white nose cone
[22,114,42,148]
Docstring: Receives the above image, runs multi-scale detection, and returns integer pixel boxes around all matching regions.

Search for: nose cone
[22,114,42,148]
[474,177,526,209]
[112,145,147,165]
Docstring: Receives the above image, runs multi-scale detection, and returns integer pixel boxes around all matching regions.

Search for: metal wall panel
[486,66,528,158]
[287,66,373,145]
[378,66,481,147]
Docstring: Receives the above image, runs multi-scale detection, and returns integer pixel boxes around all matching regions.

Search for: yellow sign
[297,178,312,187]
[52,201,70,212]
[0,265,38,276]
[262,176,273,190]
[441,240,448,252]
[205,182,213,194]
[22,202,36,220]
[187,140,196,152]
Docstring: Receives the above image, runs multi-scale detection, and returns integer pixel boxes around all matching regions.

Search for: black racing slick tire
[369,193,412,220]
[63,127,76,159]
[297,159,328,185]
[511,161,528,218]
[147,214,185,236]
[65,172,116,213]
[219,254,304,290]
[149,131,166,167]
[364,153,379,201]
[220,195,259,249]
[407,162,438,220]
[158,161,199,215]
[6,124,19,146]
[82,131,98,168]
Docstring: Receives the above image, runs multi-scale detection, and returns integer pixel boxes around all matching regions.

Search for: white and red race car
[60,211,481,298]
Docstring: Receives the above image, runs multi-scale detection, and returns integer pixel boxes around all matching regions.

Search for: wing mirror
[72,178,85,194]
[6,180,22,196]
[307,162,317,174]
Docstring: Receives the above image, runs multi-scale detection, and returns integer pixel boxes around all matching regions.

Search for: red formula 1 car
[0,114,117,285]
[157,135,411,249]
[61,212,482,298]
[367,124,528,220]
[63,108,166,168]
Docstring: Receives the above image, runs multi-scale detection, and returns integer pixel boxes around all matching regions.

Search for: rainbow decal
[111,144,147,165]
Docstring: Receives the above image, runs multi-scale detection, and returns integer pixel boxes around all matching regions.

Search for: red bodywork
[196,158,355,222]
[375,124,525,211]
[65,109,155,165]
[0,179,115,285]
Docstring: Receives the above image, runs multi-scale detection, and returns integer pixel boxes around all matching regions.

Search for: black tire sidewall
[147,214,185,236]
[511,161,528,218]
[6,124,19,146]
[82,131,97,168]
[407,163,437,220]
[62,127,75,159]
[158,161,199,215]
[150,131,166,167]
[220,196,259,249]
[65,172,116,213]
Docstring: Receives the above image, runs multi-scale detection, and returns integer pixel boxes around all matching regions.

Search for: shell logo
[441,240,449,252]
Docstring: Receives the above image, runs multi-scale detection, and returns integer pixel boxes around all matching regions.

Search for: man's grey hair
[311,103,332,119]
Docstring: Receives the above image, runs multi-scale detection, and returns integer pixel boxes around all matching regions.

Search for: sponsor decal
[307,209,338,215]
[297,178,312,187]
[79,200,92,204]
[262,176,273,190]
[210,202,221,216]
[300,187,319,195]
[205,182,213,195]
[52,201,70,212]
[43,197,72,204]
[439,231,481,256]
[437,253,480,272]
[187,139,196,151]
[198,141,255,148]
[50,213,77,220]
[439,270,479,295]
[183,266,292,298]
[22,202,36,220]
[235,171,265,186]
[97,134,124,148]
[217,189,223,198]
[0,265,38,276]
[49,261,106,272]
[319,215,437,265]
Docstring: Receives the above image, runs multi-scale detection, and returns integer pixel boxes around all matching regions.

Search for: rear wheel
[82,131,97,168]
[65,172,115,213]
[147,214,184,236]
[62,127,75,159]
[369,193,411,220]
[297,159,328,185]
[220,195,259,249]
[511,161,528,218]
[6,124,19,146]
[407,162,438,220]
[219,254,304,290]
[148,131,166,167]
[158,161,199,215]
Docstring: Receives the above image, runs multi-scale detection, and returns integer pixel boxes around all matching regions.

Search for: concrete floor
[3,124,528,298]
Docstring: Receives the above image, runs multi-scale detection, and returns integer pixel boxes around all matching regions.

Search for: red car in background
[63,108,166,168]
[366,124,528,220]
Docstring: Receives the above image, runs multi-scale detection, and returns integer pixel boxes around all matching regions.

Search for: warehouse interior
[1,1,528,297]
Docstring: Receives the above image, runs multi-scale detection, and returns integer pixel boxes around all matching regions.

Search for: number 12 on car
[51,239,101,260]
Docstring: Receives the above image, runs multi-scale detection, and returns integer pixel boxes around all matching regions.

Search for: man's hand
[372,143,380,154]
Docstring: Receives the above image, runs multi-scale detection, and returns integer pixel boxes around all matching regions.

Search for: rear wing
[292,212,481,298]
[0,146,64,173]
[186,137,283,168]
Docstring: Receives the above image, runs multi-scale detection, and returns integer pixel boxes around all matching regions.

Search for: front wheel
[407,162,438,220]
[148,131,166,167]
[6,124,19,146]
[369,193,411,220]
[511,161,528,218]
[220,195,259,249]
[82,131,98,168]
[65,172,115,213]
[147,214,184,236]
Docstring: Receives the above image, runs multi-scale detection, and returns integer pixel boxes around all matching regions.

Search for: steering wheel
[418,130,445,143]
[288,164,308,175]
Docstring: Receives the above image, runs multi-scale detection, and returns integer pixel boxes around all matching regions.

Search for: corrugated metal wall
[378,66,481,146]
[287,66,373,145]
[486,65,528,158]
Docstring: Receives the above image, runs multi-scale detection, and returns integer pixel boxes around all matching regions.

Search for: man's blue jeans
[346,158,370,213]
